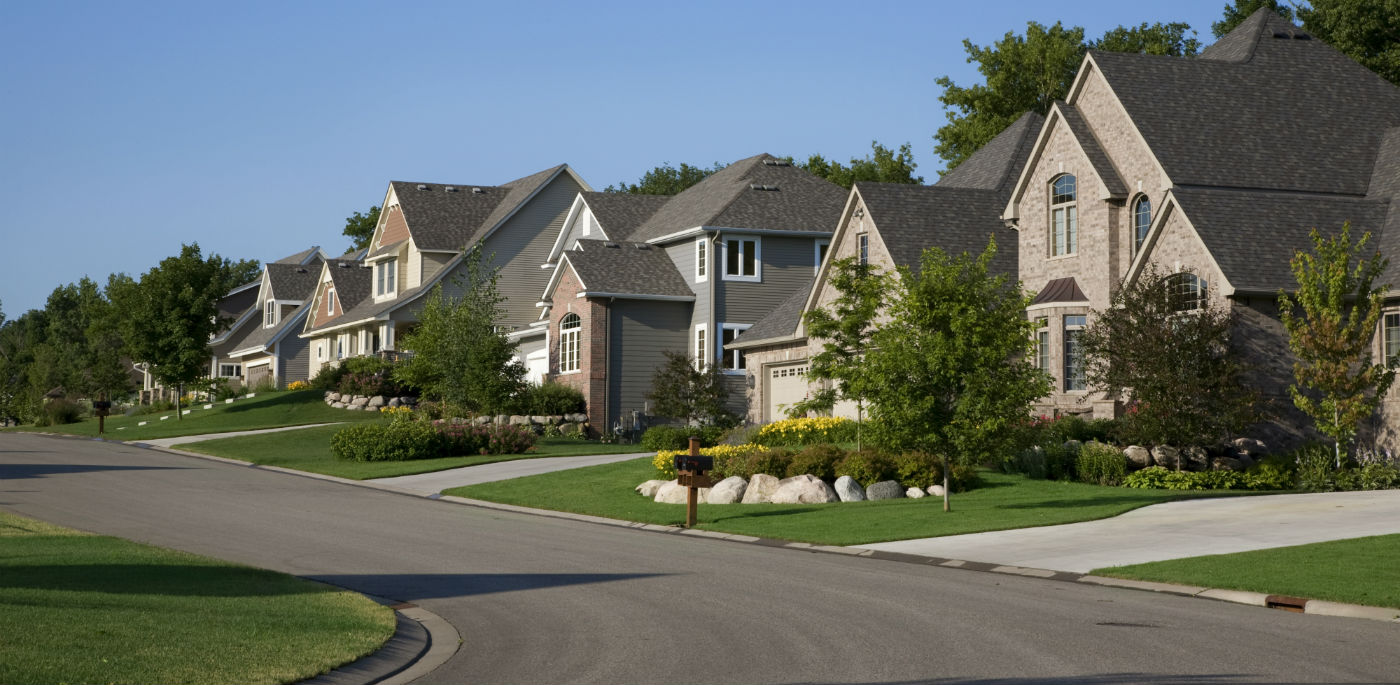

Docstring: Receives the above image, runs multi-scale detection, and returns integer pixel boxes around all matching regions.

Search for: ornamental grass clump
[753,417,857,447]
[1076,441,1128,486]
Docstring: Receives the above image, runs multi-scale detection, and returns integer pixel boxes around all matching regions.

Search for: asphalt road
[3,432,1398,684]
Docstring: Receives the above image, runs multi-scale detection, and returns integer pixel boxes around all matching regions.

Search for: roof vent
[472,187,484,194]
[445,186,457,192]
[603,242,619,248]
[762,159,791,167]
[417,184,429,191]
[296,268,307,273]
[1273,29,1312,40]
[634,244,651,250]
[749,184,780,191]
[338,262,352,268]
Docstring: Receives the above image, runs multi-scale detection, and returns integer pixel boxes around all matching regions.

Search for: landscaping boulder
[906,487,926,499]
[1212,456,1245,472]
[636,480,666,498]
[1123,445,1152,469]
[388,397,403,408]
[473,415,491,425]
[326,391,340,402]
[707,476,748,504]
[367,396,386,409]
[566,413,588,423]
[332,402,347,409]
[865,480,905,501]
[927,484,946,497]
[350,395,369,407]
[345,404,362,411]
[1235,453,1256,469]
[1183,446,1209,471]
[1152,445,1181,470]
[1232,437,1269,455]
[530,415,549,425]
[1063,439,1083,454]
[770,475,838,504]
[509,415,530,426]
[833,475,865,502]
[558,422,583,436]
[655,480,710,504]
[741,474,781,503]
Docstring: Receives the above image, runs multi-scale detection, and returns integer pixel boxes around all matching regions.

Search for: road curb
[121,438,1400,628]
[289,594,459,685]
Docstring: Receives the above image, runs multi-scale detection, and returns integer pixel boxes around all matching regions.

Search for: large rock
[1232,437,1269,455]
[906,487,926,499]
[770,475,839,504]
[558,422,583,435]
[707,476,748,504]
[1183,446,1209,471]
[530,415,549,425]
[332,402,347,409]
[367,396,386,409]
[509,415,530,426]
[654,481,709,504]
[566,413,588,423]
[345,404,362,411]
[741,474,781,503]
[1123,445,1153,469]
[636,480,666,498]
[495,414,509,425]
[1152,445,1180,470]
[865,480,905,501]
[546,415,563,425]
[927,484,946,497]
[473,415,492,425]
[1212,456,1245,472]
[388,397,403,408]
[1063,439,1083,454]
[833,476,866,502]
[1235,453,1256,469]
[326,391,340,402]
[350,395,369,407]
[401,396,417,406]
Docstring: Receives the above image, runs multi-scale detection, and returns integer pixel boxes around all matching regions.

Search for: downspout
[603,297,613,437]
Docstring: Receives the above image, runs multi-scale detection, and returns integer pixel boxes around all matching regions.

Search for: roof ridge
[692,154,773,226]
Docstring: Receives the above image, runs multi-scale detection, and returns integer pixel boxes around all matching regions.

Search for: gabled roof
[728,277,812,349]
[1169,186,1388,293]
[230,304,313,357]
[628,154,846,243]
[560,239,693,299]
[579,192,671,240]
[307,259,374,332]
[265,262,321,302]
[857,183,1018,277]
[1368,128,1400,287]
[1055,102,1127,199]
[935,111,1044,194]
[389,165,580,252]
[273,246,326,265]
[1090,9,1400,196]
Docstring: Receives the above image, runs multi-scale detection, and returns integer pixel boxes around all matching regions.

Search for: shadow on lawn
[0,563,339,597]
[219,390,322,414]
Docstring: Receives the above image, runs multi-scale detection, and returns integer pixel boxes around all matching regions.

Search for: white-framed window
[720,323,751,373]
[380,323,394,351]
[336,335,345,360]
[559,313,581,373]
[858,234,869,265]
[316,343,324,361]
[695,238,708,282]
[1064,314,1087,392]
[1034,317,1051,376]
[814,240,830,273]
[1133,195,1151,255]
[218,364,242,378]
[1050,174,1078,257]
[264,300,278,327]
[1386,313,1400,365]
[723,237,760,282]
[1168,272,1207,312]
[694,323,708,370]
[581,212,592,237]
[326,287,337,317]
[376,259,397,297]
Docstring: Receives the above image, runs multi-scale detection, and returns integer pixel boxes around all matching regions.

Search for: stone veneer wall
[740,339,810,424]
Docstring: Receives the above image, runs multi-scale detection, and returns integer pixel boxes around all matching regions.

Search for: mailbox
[673,454,714,474]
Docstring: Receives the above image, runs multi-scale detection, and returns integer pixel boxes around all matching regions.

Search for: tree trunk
[856,401,863,452]
[942,454,951,513]
[1334,407,1341,469]
[175,383,182,420]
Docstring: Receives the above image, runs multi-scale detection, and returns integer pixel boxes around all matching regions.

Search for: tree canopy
[798,142,923,189]
[1213,0,1294,38]
[1296,0,1400,86]
[606,162,723,195]
[343,205,381,253]
[934,21,1200,170]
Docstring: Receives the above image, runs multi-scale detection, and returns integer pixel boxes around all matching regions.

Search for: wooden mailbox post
[93,392,112,435]
[674,436,715,528]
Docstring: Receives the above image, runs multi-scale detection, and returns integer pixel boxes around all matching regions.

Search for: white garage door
[766,362,810,423]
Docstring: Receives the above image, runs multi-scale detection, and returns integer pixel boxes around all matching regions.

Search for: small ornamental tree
[394,246,525,414]
[646,351,737,427]
[863,238,1050,511]
[793,257,892,449]
[1278,224,1394,466]
[1080,264,1258,454]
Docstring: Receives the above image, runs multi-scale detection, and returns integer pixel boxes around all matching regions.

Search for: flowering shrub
[753,417,857,447]
[431,419,536,456]
[653,444,769,479]
[286,380,310,391]
[383,405,414,421]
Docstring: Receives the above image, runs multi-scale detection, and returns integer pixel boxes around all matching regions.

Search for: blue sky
[1,0,1226,317]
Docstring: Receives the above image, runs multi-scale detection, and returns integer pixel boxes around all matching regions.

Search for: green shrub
[892,451,942,489]
[1003,446,1047,479]
[785,444,847,480]
[330,422,443,462]
[735,448,794,480]
[1076,441,1127,486]
[708,446,787,480]
[511,382,586,416]
[35,399,85,427]
[1357,462,1400,490]
[1244,456,1295,491]
[640,425,723,452]
[1293,443,1338,492]
[946,464,983,493]
[833,449,895,486]
[1123,466,1248,490]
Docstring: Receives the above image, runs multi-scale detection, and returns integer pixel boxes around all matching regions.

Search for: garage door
[766,362,810,423]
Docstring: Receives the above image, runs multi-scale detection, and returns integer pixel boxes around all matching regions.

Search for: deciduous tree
[800,142,922,189]
[1296,0,1400,86]
[343,205,381,253]
[606,162,723,195]
[646,351,737,428]
[1278,224,1394,465]
[863,238,1049,511]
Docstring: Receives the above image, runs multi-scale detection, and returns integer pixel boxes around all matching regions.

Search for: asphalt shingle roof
[389,165,565,252]
[230,304,312,355]
[935,111,1043,194]
[1369,128,1400,287]
[1092,10,1400,196]
[273,246,322,265]
[729,277,811,348]
[579,192,671,240]
[563,239,693,298]
[265,263,321,302]
[1057,103,1127,198]
[856,183,1018,278]
[628,154,846,243]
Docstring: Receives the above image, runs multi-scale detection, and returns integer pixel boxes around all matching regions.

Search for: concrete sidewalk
[856,489,1400,573]
[133,423,342,448]
[368,452,652,495]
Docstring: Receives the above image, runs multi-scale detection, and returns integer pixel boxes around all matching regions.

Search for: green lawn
[8,390,383,440]
[449,458,1246,546]
[180,424,648,480]
[0,511,394,685]
[1094,534,1400,609]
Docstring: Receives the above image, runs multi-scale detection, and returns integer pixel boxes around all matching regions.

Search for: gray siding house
[538,154,846,433]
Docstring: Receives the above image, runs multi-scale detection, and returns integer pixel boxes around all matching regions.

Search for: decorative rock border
[637,474,945,505]
[322,392,590,434]
[323,391,418,412]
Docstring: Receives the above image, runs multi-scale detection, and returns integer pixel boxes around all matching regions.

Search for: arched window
[1167,272,1207,312]
[1133,196,1151,254]
[1050,175,1077,256]
[559,313,581,373]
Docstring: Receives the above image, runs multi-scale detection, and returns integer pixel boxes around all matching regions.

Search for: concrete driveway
[857,489,1400,573]
[368,452,651,495]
